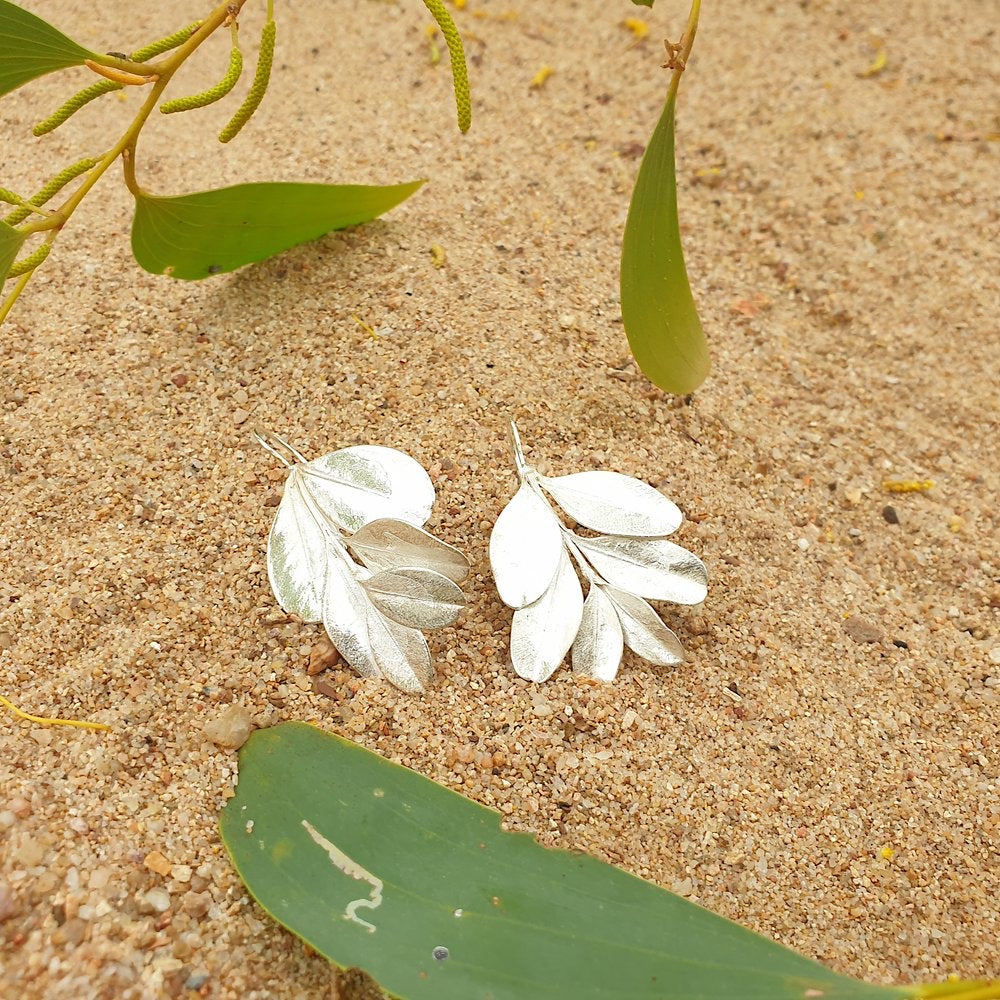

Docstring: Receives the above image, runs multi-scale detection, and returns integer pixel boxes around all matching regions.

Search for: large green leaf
[0,0,96,96]
[620,81,710,395]
[0,220,27,283]
[131,179,425,280]
[221,723,994,1000]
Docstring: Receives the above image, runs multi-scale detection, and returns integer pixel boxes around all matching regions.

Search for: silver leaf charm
[361,567,466,630]
[257,431,470,692]
[572,535,708,605]
[266,475,330,623]
[510,549,583,682]
[605,587,685,666]
[348,518,469,585]
[539,470,682,537]
[303,444,434,533]
[490,421,708,683]
[489,480,563,609]
[571,583,625,682]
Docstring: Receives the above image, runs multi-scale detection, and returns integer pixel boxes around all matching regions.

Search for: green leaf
[130,179,425,280]
[0,0,96,97]
[620,92,710,395]
[219,722,985,1000]
[0,220,27,283]
[631,1,656,6]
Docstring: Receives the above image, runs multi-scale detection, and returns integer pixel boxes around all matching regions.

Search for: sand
[1,0,998,996]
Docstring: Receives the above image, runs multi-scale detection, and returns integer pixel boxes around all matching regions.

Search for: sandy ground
[1,0,998,997]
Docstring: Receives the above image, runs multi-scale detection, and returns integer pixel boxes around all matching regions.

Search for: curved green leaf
[620,81,710,395]
[219,722,986,1000]
[0,0,96,96]
[0,220,27,283]
[131,179,425,280]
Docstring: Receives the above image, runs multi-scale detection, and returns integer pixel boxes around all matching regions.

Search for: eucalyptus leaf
[489,481,563,609]
[510,550,583,682]
[571,583,625,681]
[0,220,26,283]
[361,567,465,630]
[0,0,96,97]
[323,557,432,693]
[131,179,424,279]
[574,534,708,605]
[606,586,685,666]
[620,37,709,394]
[266,474,330,623]
[540,470,682,537]
[348,518,470,585]
[221,721,970,1000]
[303,446,434,533]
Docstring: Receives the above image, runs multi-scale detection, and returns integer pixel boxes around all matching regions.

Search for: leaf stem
[666,0,701,104]
[0,693,111,732]
[0,271,33,325]
[3,1,249,317]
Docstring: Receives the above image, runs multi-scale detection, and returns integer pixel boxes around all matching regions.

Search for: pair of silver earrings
[256,421,708,693]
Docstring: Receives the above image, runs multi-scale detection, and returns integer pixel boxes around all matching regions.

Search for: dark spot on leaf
[207,264,223,274]
[432,946,449,961]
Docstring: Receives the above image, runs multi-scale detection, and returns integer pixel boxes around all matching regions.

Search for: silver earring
[256,430,470,693]
[489,420,707,683]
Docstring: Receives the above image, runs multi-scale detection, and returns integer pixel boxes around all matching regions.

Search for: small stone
[185,971,210,991]
[170,374,189,388]
[7,797,31,819]
[312,678,342,700]
[0,882,20,922]
[181,891,211,919]
[52,916,87,946]
[204,704,254,749]
[232,407,251,426]
[843,615,883,644]
[170,864,193,884]
[881,505,899,524]
[142,888,171,913]
[13,836,45,867]
[307,636,341,675]
[143,851,172,877]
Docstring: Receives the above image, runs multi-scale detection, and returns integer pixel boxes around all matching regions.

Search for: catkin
[33,79,123,137]
[219,20,276,143]
[3,158,99,226]
[160,42,243,114]
[421,0,471,132]
[0,189,23,205]
[6,243,52,278]
[130,21,202,62]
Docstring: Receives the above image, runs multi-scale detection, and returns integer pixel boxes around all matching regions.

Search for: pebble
[51,916,88,946]
[307,636,341,675]
[203,704,254,749]
[170,864,193,884]
[185,970,211,991]
[142,888,171,914]
[182,891,211,919]
[0,882,20,922]
[143,851,172,877]
[7,797,32,819]
[843,615,884,644]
